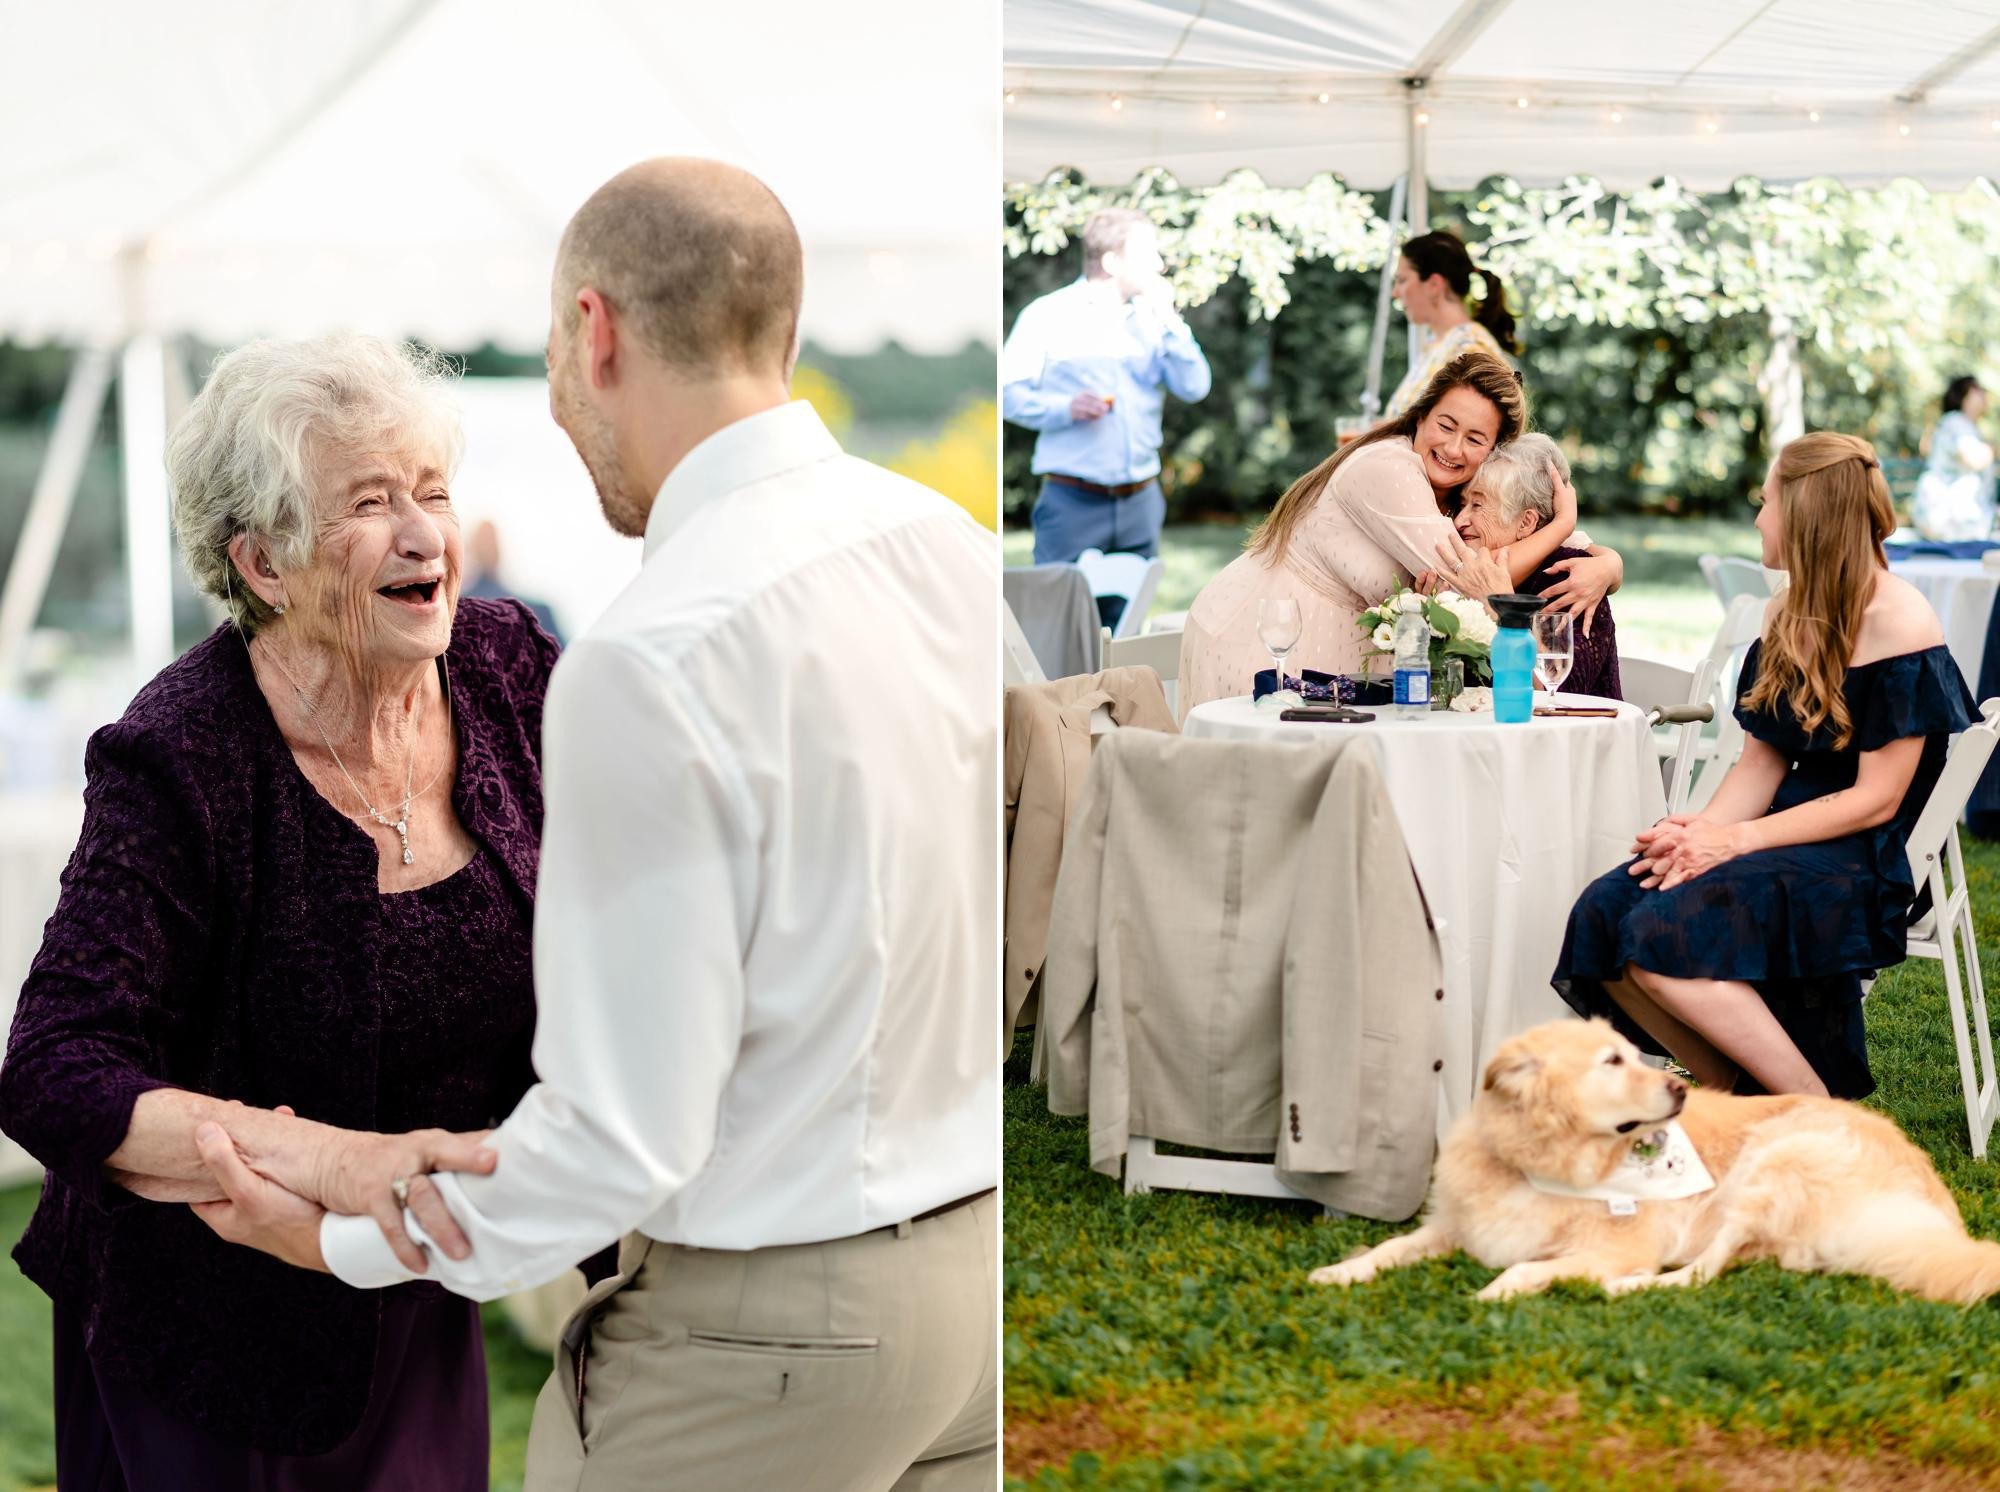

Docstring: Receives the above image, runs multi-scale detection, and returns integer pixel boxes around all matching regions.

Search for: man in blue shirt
[1002,209,1212,563]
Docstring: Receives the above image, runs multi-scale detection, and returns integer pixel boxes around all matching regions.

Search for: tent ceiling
[1004,0,2000,191]
[0,0,995,354]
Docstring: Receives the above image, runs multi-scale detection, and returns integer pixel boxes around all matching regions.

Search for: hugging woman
[1,334,562,1490]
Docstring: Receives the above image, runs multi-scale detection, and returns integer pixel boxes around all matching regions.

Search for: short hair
[1477,432,1570,529]
[166,334,463,632]
[554,158,803,376]
[1081,208,1154,277]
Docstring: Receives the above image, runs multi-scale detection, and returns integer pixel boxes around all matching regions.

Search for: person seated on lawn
[1429,432,1621,699]
[1552,432,1973,1100]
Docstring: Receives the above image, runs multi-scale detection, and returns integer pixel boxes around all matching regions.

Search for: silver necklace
[261,647,453,866]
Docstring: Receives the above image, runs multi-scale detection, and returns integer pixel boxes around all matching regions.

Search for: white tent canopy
[1,0,995,355]
[1004,0,2000,191]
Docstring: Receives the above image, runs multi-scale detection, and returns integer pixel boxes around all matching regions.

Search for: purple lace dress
[1,599,558,1479]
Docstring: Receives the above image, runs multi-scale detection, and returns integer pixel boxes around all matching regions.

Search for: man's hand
[190,1122,330,1273]
[1069,391,1112,422]
[230,1121,495,1273]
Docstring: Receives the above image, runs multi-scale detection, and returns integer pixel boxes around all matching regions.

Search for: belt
[1045,473,1154,499]
[878,1187,994,1236]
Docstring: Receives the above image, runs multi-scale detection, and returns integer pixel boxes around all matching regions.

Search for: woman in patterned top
[1383,230,1519,421]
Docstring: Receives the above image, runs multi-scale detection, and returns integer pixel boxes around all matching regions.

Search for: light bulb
[1110,94,1123,112]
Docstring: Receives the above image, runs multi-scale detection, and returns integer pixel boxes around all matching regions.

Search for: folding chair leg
[1938,879,1997,1160]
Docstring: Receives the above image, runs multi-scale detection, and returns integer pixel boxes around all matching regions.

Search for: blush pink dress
[1180,438,1459,718]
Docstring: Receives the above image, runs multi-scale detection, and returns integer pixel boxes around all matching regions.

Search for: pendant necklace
[262,647,453,866]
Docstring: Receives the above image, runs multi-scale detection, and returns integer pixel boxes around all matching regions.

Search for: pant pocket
[686,1330,880,1358]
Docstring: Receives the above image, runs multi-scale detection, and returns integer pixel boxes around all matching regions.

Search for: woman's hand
[228,1120,494,1272]
[1431,530,1512,602]
[1628,814,1746,890]
[189,1121,329,1273]
[1539,550,1623,637]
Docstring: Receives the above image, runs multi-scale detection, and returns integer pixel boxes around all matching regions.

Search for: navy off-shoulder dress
[1554,640,1974,1098]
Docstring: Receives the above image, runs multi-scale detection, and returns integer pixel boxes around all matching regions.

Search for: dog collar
[1524,1119,1715,1214]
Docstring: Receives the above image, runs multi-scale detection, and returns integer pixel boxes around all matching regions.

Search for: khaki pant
[523,1194,996,1491]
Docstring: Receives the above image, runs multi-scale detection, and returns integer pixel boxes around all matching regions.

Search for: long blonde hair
[1742,432,1896,749]
[1246,348,1527,560]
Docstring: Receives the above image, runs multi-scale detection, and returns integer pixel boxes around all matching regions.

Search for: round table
[1888,556,1994,694]
[1181,693,1667,1132]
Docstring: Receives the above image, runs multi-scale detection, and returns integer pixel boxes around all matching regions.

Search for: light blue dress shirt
[1000,277,1211,485]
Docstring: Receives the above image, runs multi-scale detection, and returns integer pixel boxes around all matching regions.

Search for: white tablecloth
[1890,557,1996,694]
[1182,694,1667,1131]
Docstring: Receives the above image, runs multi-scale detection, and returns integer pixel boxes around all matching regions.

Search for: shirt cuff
[320,1210,422,1290]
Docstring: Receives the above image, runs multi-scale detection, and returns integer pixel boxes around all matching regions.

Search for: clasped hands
[187,1110,490,1276]
[1628,813,1746,891]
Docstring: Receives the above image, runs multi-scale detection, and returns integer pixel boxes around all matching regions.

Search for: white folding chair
[1699,554,1776,610]
[1684,594,1768,813]
[1105,629,1183,719]
[1903,698,2000,1159]
[1619,655,1719,815]
[1003,600,1045,688]
[1075,548,1165,640]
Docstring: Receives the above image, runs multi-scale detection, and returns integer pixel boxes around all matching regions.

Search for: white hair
[166,334,464,631]
[1478,432,1571,529]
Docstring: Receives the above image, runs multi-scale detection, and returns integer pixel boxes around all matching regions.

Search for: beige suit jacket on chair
[1003,666,1178,1037]
[1040,728,1443,1221]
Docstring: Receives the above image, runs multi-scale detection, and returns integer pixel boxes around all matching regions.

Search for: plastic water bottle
[1489,595,1545,724]
[1392,604,1430,720]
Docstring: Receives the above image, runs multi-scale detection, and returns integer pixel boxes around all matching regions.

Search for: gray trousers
[523,1194,996,1491]
[1030,478,1165,564]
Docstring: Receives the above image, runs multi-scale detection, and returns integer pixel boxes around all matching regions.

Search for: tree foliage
[1003,172,2000,520]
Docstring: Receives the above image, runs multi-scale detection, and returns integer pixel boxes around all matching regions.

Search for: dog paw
[1474,1266,1543,1301]
[1308,1261,1371,1287]
[1602,1272,1658,1296]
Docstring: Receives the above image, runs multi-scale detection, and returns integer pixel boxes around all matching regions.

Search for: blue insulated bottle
[1488,594,1548,724]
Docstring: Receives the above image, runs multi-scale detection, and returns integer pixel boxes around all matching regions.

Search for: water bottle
[1489,594,1548,724]
[1392,602,1430,720]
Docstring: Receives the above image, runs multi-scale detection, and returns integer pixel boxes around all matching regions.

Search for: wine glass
[1532,610,1574,698]
[1256,598,1303,699]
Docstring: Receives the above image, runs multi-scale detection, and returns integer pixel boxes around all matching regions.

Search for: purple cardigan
[0,598,556,1455]
[1522,546,1623,701]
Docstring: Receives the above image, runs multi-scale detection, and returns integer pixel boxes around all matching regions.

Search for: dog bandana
[1524,1120,1716,1215]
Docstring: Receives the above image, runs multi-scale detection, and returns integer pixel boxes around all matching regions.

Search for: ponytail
[1473,267,1520,356]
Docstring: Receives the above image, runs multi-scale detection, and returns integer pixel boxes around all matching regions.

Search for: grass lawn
[1003,515,1765,668]
[1004,841,2000,1491]
[0,1184,552,1491]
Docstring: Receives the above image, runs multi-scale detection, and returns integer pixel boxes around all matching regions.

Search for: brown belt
[880,1187,994,1235]
[1045,473,1154,499]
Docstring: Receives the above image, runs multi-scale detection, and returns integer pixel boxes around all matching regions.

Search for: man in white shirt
[189,158,998,1489]
[1000,208,1211,565]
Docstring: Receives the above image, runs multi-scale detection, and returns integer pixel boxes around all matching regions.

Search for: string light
[1515,96,1529,109]
[1898,121,1912,137]
[1213,104,1228,121]
[1110,93,1123,112]
[1609,108,1624,124]
[1004,90,1016,106]
[1414,108,1430,126]
[1701,116,1720,134]
[1317,91,1330,105]
[1808,109,1821,123]
[1990,117,2000,131]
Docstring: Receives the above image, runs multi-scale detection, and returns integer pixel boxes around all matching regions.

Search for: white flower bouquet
[1356,582,1496,686]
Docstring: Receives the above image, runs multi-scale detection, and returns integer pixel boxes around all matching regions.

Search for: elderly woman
[1441,432,1622,699]
[0,334,558,1487]
[1182,351,1625,714]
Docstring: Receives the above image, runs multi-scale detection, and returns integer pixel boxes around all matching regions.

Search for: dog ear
[1482,1049,1540,1097]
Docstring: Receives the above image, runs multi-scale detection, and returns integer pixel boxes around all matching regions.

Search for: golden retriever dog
[1308,1018,2000,1303]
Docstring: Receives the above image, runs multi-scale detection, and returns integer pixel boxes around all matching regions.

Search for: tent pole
[1361,175,1409,419]
[1406,84,1431,374]
[120,335,176,681]
[0,346,117,692]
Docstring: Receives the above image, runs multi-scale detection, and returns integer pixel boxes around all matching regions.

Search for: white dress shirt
[321,401,998,1296]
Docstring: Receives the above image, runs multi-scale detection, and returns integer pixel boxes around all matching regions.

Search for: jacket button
[1434,989,1444,1001]
[1433,1059,1444,1072]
